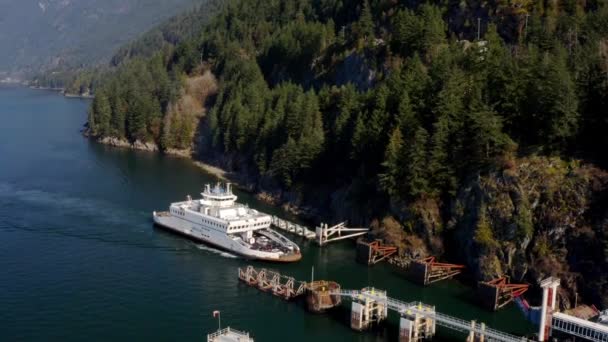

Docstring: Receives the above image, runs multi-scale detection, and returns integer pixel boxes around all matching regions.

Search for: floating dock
[356,238,398,265]
[408,256,465,285]
[478,277,529,311]
[238,266,306,300]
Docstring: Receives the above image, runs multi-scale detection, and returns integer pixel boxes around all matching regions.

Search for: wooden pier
[356,239,398,265]
[271,216,316,239]
[408,256,465,285]
[238,266,306,300]
[478,277,529,311]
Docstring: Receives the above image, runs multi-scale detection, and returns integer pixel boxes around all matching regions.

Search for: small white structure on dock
[316,222,368,246]
[207,327,253,342]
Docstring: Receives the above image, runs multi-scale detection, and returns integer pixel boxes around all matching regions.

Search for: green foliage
[391,4,446,58]
[89,92,111,136]
[356,0,374,41]
[474,205,500,250]
[405,127,431,198]
[261,20,335,82]
[379,128,404,197]
[85,0,608,206]
[88,55,179,143]
[515,195,534,240]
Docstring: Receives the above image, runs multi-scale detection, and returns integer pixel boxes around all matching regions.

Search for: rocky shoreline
[89,134,608,310]
[92,134,320,220]
[97,136,159,152]
[95,136,226,179]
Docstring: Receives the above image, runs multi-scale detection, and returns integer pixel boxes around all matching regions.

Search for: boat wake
[195,244,239,259]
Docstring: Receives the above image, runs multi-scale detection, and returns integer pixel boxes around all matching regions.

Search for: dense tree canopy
[85,0,608,212]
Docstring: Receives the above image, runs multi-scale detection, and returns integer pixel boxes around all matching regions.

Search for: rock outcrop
[97,136,158,152]
[448,156,608,308]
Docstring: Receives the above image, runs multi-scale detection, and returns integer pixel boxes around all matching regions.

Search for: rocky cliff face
[369,156,607,308]
[448,156,608,308]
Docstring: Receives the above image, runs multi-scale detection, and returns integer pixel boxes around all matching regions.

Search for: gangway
[335,288,530,342]
[316,222,369,246]
[271,216,316,239]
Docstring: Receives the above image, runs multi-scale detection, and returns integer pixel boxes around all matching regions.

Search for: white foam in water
[195,244,239,259]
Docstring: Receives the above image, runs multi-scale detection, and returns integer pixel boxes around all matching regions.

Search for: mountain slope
[0,0,206,76]
[86,0,608,308]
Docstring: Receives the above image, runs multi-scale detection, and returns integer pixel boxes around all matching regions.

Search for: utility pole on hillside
[477,17,481,40]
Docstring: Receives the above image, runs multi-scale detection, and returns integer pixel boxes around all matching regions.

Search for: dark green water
[0,86,534,341]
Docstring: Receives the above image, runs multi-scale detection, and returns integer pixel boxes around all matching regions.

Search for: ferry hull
[153,212,301,263]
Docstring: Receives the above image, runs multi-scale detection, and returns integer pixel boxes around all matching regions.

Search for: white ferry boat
[153,183,301,262]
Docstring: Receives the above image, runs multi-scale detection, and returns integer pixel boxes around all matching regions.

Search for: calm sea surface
[0,86,534,341]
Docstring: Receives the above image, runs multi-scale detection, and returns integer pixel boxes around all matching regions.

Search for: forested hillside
[87,0,608,308]
[30,1,219,94]
[0,0,212,77]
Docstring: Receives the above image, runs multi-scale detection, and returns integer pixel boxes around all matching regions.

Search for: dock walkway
[335,288,529,342]
[271,216,316,239]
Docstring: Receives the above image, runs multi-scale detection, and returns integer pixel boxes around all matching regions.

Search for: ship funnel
[227,183,232,193]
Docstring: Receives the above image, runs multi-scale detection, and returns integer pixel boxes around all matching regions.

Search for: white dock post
[399,317,415,342]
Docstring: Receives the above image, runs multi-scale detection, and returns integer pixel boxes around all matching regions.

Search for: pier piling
[356,239,398,265]
[399,311,436,342]
[349,288,388,331]
[478,277,529,311]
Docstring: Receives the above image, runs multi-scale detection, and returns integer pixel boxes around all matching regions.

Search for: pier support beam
[399,318,415,342]
[316,222,369,246]
[538,277,560,341]
[349,288,388,331]
[399,312,436,342]
[467,321,486,342]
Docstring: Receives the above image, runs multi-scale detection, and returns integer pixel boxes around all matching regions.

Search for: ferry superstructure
[153,183,301,262]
